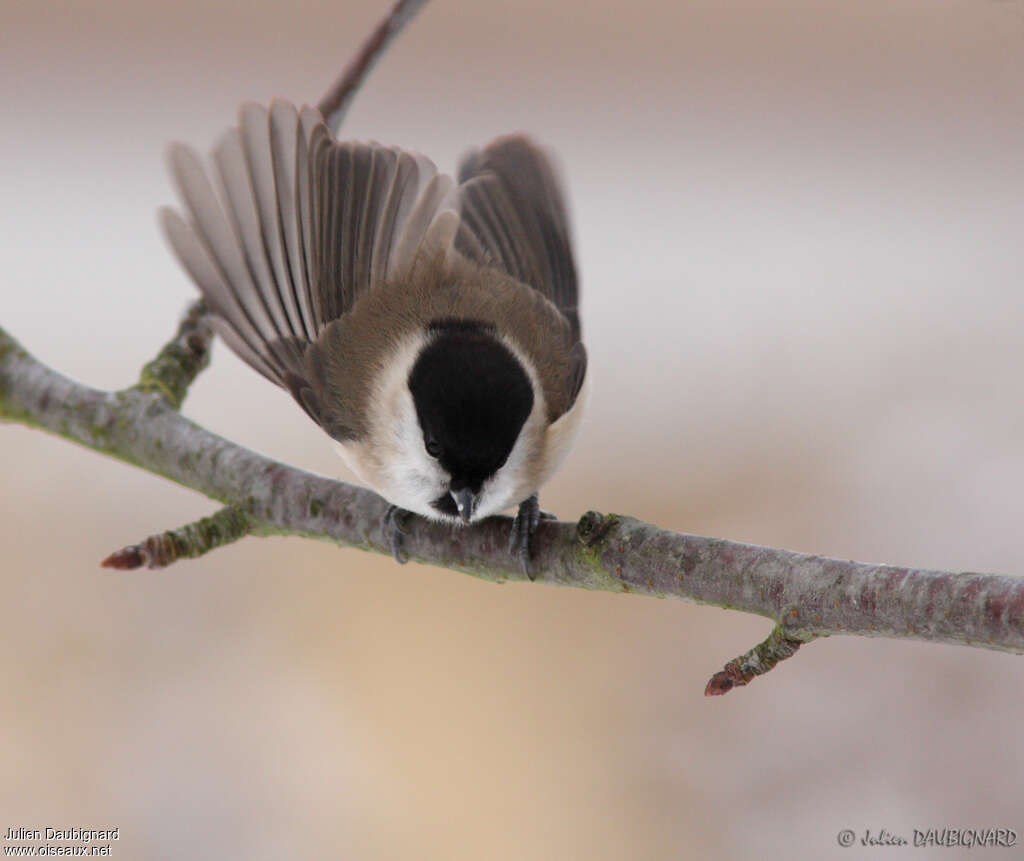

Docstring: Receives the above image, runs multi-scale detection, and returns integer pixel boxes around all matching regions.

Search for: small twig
[316,0,430,132]
[101,505,252,570]
[705,626,813,696]
[133,300,213,410]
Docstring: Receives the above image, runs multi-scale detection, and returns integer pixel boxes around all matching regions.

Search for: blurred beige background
[3,0,1024,857]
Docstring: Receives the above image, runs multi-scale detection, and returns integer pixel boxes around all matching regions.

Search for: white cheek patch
[473,423,539,520]
[385,387,449,504]
[333,332,454,521]
[539,376,587,485]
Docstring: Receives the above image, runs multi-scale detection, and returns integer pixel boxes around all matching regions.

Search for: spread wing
[454,136,586,413]
[160,100,458,427]
[161,104,585,430]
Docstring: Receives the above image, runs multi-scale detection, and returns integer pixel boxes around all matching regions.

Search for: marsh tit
[160,101,586,575]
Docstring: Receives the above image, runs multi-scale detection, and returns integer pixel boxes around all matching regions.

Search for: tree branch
[2,319,1023,694]
[2,0,1021,695]
[316,0,429,132]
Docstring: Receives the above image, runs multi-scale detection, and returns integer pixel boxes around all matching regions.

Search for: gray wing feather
[211,130,293,344]
[455,135,581,342]
[455,135,586,410]
[159,206,280,383]
[162,101,456,429]
[165,144,298,377]
[268,100,317,341]
[296,106,323,327]
[239,103,307,341]
[391,169,456,268]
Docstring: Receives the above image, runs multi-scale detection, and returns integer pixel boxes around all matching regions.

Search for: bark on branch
[2,316,1022,695]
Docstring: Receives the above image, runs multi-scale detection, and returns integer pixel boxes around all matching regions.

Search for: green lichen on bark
[570,511,630,592]
[705,625,814,695]
[102,504,252,570]
[133,301,212,410]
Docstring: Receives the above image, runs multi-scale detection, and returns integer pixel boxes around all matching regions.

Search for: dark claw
[383,505,412,564]
[510,494,553,580]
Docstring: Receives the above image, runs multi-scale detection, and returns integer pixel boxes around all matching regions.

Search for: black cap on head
[408,319,534,516]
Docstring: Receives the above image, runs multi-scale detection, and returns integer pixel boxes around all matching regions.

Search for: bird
[160,100,586,577]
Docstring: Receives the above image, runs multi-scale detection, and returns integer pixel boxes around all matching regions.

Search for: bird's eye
[425,437,442,458]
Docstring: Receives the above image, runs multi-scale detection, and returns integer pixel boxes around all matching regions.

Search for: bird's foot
[509,494,556,580]
[383,505,413,564]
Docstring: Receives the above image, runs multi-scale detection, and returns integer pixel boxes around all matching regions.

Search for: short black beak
[450,488,476,524]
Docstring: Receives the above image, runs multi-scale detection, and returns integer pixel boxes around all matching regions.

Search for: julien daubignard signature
[839,828,1018,849]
